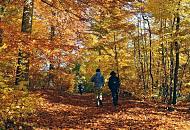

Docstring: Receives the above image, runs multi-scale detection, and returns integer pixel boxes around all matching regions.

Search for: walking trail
[28,90,190,130]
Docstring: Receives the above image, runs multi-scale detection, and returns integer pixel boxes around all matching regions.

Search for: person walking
[78,84,84,95]
[108,71,120,107]
[91,68,105,107]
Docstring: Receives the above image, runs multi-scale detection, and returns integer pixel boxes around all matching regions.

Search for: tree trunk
[166,17,175,105]
[15,0,34,88]
[0,27,3,47]
[142,15,154,94]
[172,10,180,105]
[161,43,168,102]
[133,41,141,80]
[21,0,34,33]
[143,19,149,92]
[15,50,22,85]
[0,4,4,46]
[169,43,174,104]
[137,19,146,94]
[48,11,56,88]
[114,32,119,78]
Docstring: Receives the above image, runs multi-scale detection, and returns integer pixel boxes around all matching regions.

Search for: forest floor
[28,90,190,130]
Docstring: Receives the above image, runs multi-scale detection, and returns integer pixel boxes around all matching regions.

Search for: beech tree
[15,0,34,88]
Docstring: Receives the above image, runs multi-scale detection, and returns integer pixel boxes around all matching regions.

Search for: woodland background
[0,0,190,129]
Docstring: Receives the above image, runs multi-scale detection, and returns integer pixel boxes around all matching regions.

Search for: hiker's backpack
[108,76,120,90]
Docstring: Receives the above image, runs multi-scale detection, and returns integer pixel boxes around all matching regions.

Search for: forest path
[29,90,190,130]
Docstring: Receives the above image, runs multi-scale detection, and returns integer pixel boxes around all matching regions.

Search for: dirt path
[29,90,190,130]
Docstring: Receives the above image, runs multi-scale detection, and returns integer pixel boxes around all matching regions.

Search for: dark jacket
[108,76,120,92]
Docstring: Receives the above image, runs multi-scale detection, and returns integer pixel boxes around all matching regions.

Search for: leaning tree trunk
[15,0,34,88]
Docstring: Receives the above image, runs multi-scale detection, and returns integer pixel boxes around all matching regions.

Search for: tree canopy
[0,0,190,129]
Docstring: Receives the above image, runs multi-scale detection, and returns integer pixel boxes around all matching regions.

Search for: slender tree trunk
[141,18,148,90]
[143,21,149,91]
[178,48,190,95]
[15,50,22,85]
[156,61,160,89]
[137,19,146,94]
[0,27,3,47]
[0,5,4,46]
[41,0,56,88]
[173,42,179,105]
[114,32,119,78]
[173,8,180,105]
[133,41,140,79]
[164,19,169,101]
[133,40,142,83]
[161,43,168,102]
[142,15,154,94]
[169,43,174,104]
[167,18,175,105]
[15,0,34,87]
[48,11,56,88]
